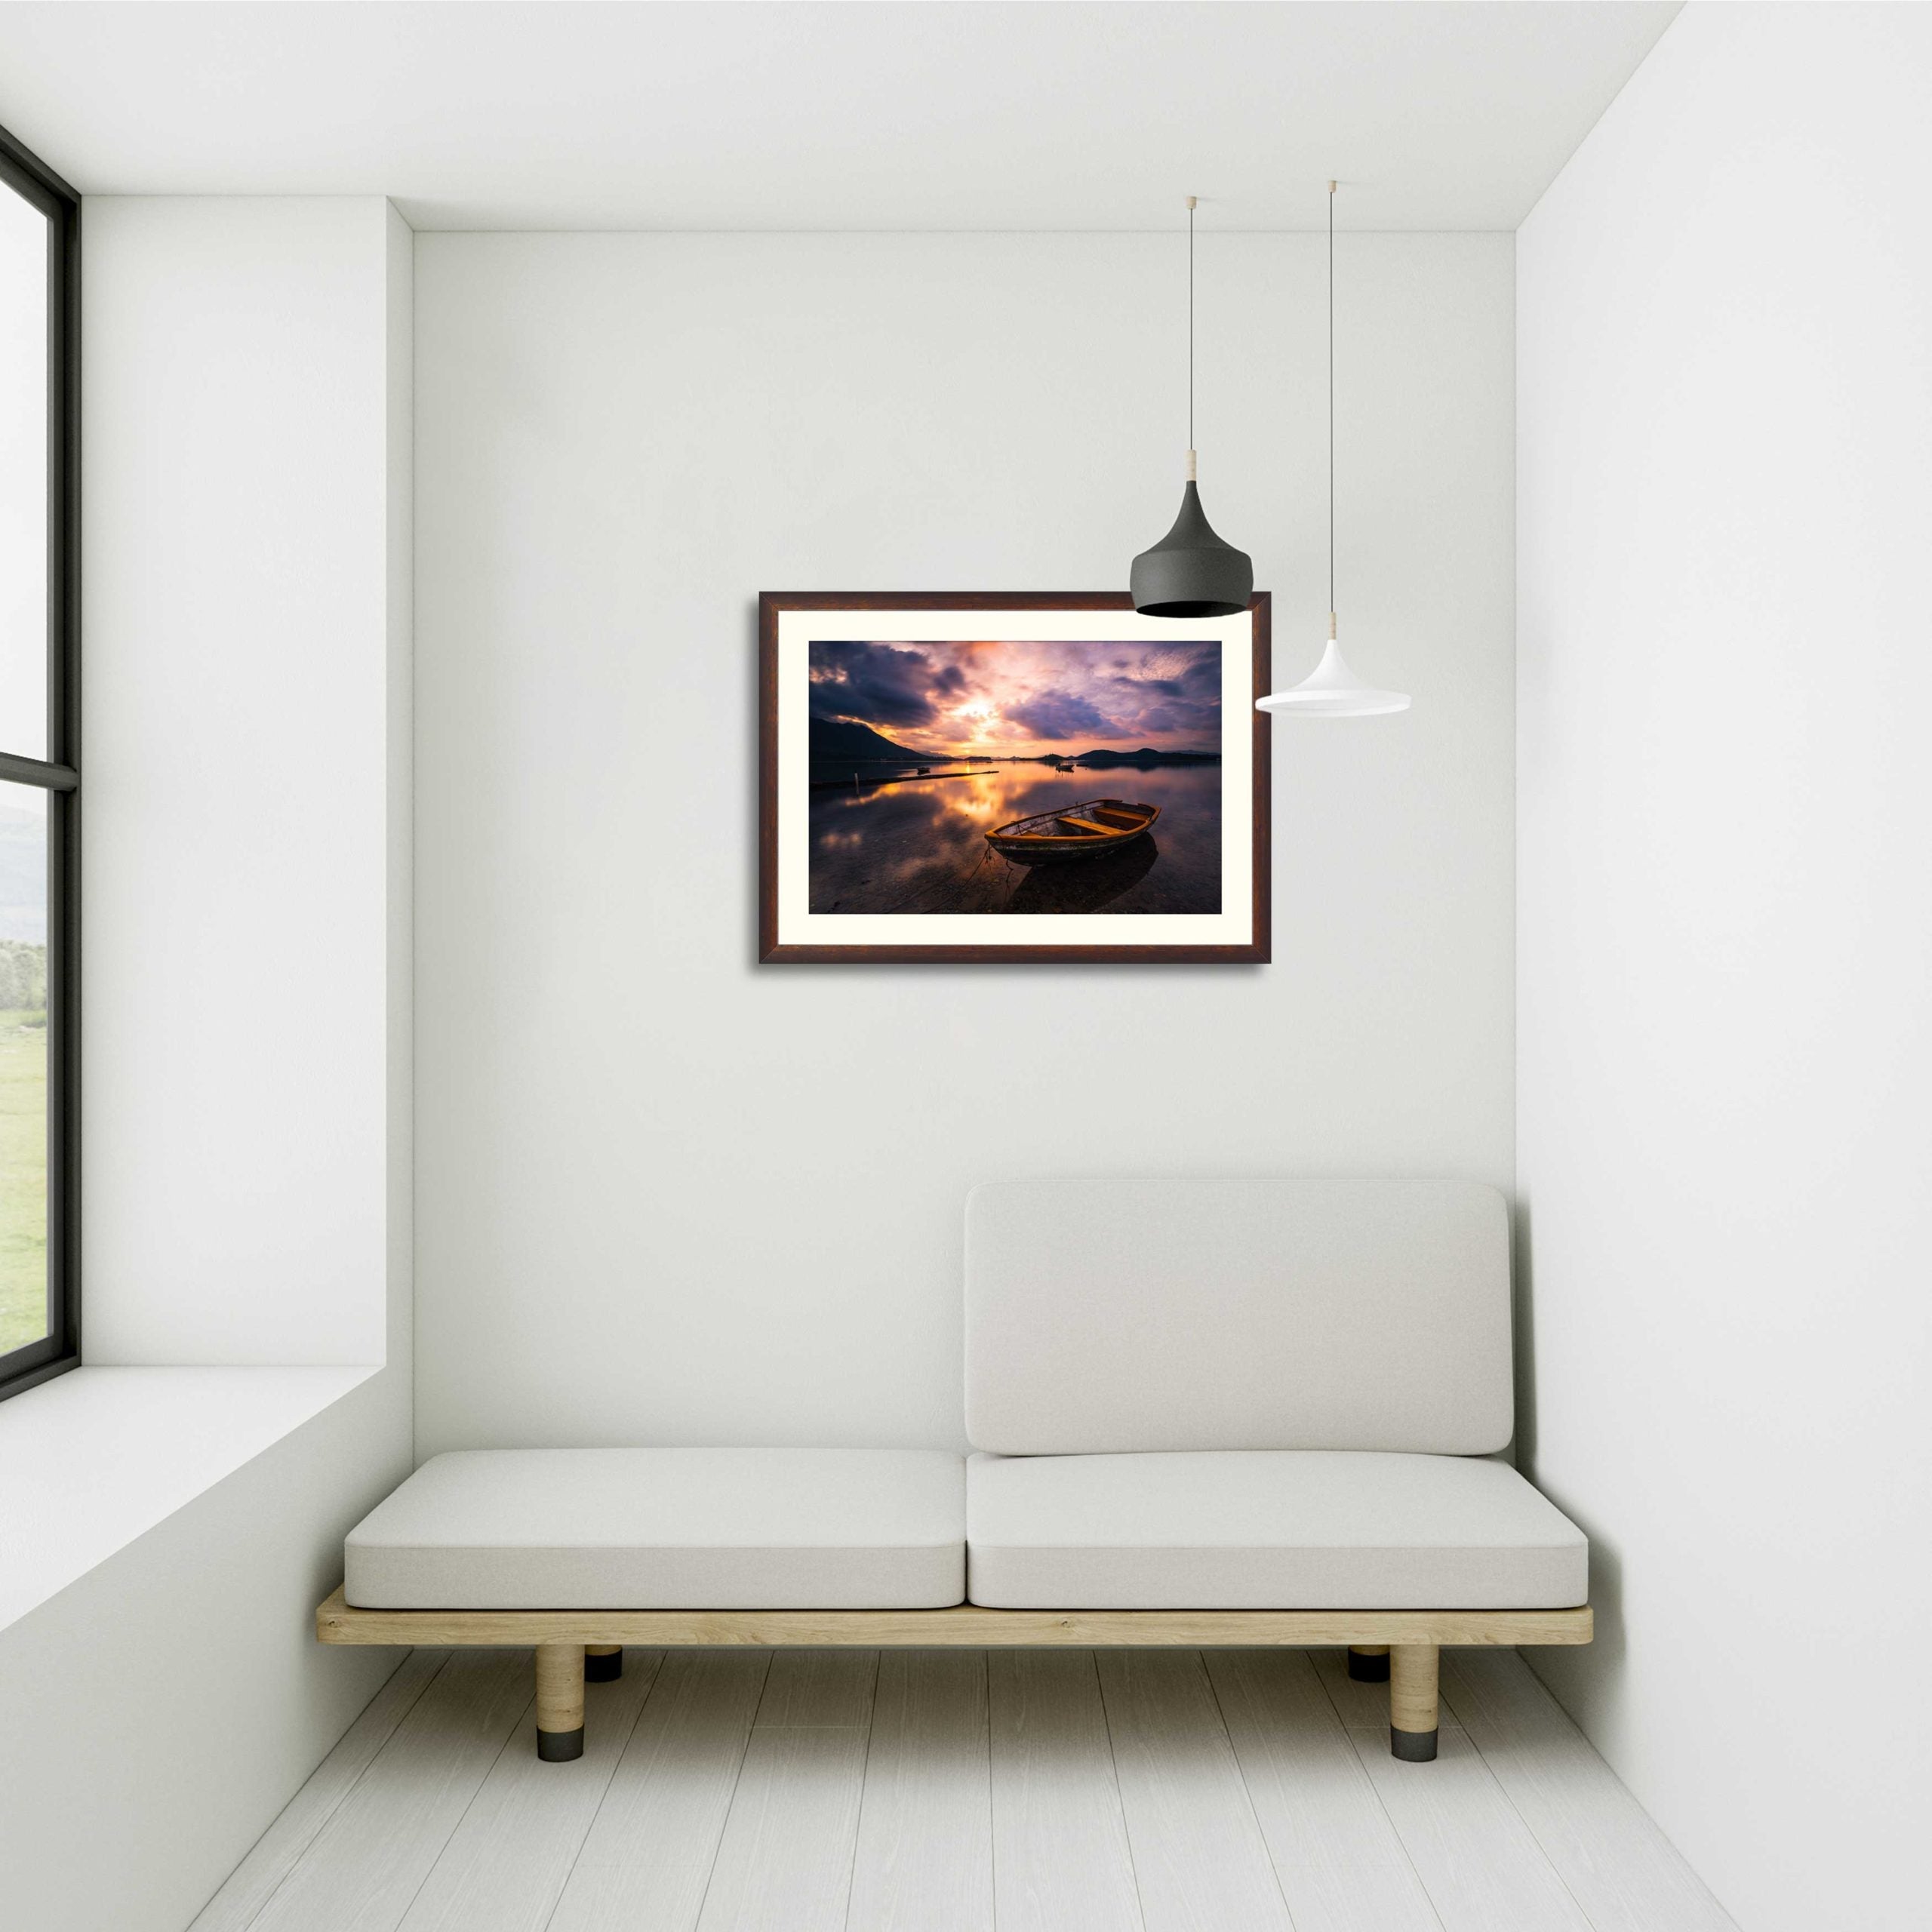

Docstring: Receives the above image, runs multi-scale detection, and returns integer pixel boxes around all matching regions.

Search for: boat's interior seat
[1057,816,1118,835]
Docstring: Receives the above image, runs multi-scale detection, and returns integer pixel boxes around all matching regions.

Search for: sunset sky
[808,638,1222,758]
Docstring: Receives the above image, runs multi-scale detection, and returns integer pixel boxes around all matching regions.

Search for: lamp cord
[1187,195,1195,462]
[1328,179,1336,626]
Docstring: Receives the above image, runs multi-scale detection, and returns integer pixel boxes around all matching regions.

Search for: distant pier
[808,767,997,792]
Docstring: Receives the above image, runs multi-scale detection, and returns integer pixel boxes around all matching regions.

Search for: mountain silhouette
[1068,746,1220,768]
[808,716,932,763]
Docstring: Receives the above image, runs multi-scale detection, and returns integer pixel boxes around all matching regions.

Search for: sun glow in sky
[808,639,1222,759]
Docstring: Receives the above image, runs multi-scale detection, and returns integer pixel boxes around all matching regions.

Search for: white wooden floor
[190,1646,1738,1932]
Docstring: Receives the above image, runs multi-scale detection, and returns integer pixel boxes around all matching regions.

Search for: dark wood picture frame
[758,592,1270,964]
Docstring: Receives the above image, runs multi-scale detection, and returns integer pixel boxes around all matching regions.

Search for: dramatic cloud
[808,641,942,728]
[1001,691,1112,739]
[807,638,1222,757]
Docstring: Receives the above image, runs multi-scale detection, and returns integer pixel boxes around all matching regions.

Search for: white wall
[1516,10,1932,1930]
[0,197,415,1932]
[0,1374,411,1932]
[414,230,1515,1454]
[82,197,408,1367]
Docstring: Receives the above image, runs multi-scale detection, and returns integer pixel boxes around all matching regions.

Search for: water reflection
[1008,835,1161,914]
[808,762,1221,915]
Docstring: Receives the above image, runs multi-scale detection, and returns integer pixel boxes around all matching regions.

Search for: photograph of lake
[807,638,1223,916]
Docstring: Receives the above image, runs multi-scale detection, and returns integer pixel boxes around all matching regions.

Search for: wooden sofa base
[317,1589,1590,1764]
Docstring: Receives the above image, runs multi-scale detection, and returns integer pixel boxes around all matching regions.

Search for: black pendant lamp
[1131,195,1254,618]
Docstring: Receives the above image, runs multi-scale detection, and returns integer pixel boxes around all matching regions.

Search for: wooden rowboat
[985,798,1161,864]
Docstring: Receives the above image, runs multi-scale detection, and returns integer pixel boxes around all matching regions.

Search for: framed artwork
[758,592,1270,964]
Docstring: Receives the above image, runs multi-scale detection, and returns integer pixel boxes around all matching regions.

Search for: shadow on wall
[1524,1485,1627,1735]
[1511,1197,1540,1469]
[1511,1195,1631,1726]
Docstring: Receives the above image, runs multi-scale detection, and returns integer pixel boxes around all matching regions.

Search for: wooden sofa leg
[1389,1643,1439,1761]
[586,1644,623,1683]
[535,1644,586,1761]
[1348,1644,1390,1682]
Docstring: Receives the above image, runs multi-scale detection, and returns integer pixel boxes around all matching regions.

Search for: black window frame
[0,118,79,1404]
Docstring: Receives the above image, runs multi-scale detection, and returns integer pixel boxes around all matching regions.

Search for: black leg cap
[537,1726,585,1762]
[1391,1727,1438,1763]
[585,1650,623,1682]
[1348,1650,1390,1682]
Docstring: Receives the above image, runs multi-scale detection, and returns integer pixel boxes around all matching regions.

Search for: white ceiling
[0,2,1679,232]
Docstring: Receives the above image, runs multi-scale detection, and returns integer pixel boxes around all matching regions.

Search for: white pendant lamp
[1257,181,1410,719]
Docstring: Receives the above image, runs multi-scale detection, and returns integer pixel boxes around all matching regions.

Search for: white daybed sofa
[325,1179,1589,1762]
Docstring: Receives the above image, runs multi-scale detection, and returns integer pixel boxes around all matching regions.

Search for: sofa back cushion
[964,1177,1512,1454]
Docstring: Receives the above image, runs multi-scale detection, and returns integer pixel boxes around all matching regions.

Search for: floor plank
[1349,1724,1595,1932]
[549,1650,773,1932]
[247,1650,533,1932]
[691,1651,880,1932]
[1204,1647,1413,1869]
[847,1651,994,1932]
[749,1646,879,1727]
[1277,1859,1447,1932]
[1095,1651,1291,1932]
[394,1651,662,1932]
[202,1643,1736,1932]
[189,1651,448,1932]
[1441,1650,1740,1932]
[988,1651,1145,1932]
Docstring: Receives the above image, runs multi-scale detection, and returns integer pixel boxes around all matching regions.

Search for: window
[0,120,76,1403]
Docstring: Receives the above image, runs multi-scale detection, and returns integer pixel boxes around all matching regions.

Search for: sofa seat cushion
[966,1451,1586,1609]
[345,1448,965,1610]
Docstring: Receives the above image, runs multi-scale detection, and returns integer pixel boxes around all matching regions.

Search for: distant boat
[985,798,1160,865]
